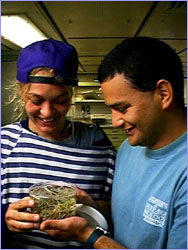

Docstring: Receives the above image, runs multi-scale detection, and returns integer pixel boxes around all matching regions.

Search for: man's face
[101,73,165,149]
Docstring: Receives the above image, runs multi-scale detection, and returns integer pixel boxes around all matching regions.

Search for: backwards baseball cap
[16,38,79,86]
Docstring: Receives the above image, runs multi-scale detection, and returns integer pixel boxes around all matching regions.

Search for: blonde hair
[7,67,73,123]
[6,81,30,122]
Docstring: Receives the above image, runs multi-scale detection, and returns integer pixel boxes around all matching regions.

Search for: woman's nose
[111,110,124,128]
[40,102,54,117]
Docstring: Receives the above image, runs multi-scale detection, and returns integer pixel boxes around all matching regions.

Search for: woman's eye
[31,100,42,105]
[55,98,69,104]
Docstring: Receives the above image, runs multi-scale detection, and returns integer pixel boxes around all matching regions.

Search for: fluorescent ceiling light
[1,15,47,48]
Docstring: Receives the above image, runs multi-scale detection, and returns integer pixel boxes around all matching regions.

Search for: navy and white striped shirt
[1,120,116,249]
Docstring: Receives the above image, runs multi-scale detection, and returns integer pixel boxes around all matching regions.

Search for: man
[39,37,187,249]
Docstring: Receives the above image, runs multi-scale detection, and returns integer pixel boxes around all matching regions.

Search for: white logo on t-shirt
[143,196,168,228]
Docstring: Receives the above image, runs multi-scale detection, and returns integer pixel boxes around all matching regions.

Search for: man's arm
[90,234,126,249]
[40,216,128,249]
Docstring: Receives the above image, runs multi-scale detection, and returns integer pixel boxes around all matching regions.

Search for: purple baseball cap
[16,38,78,86]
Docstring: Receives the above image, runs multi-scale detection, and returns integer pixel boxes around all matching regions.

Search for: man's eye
[55,100,66,104]
[117,107,127,113]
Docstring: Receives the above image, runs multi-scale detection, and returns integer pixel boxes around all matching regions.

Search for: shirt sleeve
[73,121,115,148]
[167,174,187,249]
[91,122,114,147]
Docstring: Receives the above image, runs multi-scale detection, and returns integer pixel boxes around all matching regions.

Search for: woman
[1,38,115,249]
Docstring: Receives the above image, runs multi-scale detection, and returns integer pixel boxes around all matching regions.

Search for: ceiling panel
[44,2,153,37]
[1,1,187,82]
[140,2,187,38]
[79,56,104,65]
[69,39,124,56]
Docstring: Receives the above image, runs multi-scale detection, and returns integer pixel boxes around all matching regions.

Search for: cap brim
[28,76,78,86]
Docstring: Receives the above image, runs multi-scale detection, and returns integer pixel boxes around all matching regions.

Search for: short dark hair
[98,36,185,106]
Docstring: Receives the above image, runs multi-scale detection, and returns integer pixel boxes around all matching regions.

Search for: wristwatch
[85,226,110,248]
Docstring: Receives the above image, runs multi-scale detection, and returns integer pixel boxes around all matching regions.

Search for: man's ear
[155,79,173,109]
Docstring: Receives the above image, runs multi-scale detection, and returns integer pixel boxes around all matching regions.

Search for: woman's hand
[76,187,111,219]
[40,216,94,243]
[5,197,40,232]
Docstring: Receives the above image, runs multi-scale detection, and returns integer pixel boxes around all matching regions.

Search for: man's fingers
[40,219,70,230]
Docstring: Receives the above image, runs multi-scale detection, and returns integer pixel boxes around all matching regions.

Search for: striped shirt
[1,121,116,249]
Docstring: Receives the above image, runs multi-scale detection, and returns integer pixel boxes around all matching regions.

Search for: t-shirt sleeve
[167,173,187,249]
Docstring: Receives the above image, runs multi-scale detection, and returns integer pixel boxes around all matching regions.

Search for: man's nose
[111,109,124,128]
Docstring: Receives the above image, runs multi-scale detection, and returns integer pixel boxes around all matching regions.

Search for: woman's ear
[155,79,173,109]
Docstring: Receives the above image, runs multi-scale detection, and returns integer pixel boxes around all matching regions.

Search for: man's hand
[40,216,94,242]
[40,217,126,249]
[5,197,40,232]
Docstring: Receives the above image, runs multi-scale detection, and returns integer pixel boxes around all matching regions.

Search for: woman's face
[23,70,72,139]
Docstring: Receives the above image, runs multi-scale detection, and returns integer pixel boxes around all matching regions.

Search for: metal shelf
[74,100,104,103]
